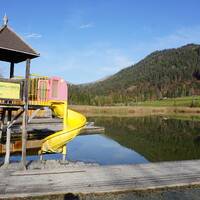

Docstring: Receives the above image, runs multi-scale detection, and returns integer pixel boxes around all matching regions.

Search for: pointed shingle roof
[0,24,39,63]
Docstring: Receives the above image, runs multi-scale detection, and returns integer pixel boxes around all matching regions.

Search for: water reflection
[89,116,200,162]
[1,116,200,165]
[67,134,148,165]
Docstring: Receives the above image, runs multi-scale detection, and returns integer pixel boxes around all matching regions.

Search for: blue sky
[0,0,200,84]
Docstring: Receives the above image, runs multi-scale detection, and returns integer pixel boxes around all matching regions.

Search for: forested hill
[69,44,200,105]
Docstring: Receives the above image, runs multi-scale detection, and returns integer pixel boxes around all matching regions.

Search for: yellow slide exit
[40,101,86,155]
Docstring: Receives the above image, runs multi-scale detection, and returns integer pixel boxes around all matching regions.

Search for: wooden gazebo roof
[0,19,39,63]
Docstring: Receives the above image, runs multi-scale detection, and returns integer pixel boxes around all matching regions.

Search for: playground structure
[0,16,86,167]
[27,76,86,155]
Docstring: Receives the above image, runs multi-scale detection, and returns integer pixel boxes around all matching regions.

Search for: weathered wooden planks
[1,160,200,199]
[0,120,104,154]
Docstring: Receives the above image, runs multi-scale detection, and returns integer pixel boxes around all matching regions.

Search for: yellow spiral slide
[40,101,86,155]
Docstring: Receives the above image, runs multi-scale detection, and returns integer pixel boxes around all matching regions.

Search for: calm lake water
[1,116,200,165]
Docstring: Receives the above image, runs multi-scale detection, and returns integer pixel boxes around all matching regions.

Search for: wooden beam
[21,59,30,169]
[7,108,24,129]
[0,108,5,140]
[4,62,15,165]
[28,108,41,123]
[10,62,14,78]
[4,111,11,165]
[0,78,23,83]
[4,113,12,165]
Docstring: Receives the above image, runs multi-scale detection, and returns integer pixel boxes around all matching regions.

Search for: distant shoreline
[69,105,200,118]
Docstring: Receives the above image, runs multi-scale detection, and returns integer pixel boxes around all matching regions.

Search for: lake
[1,116,200,165]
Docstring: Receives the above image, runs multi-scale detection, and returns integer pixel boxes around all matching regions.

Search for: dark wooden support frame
[10,62,14,79]
[3,59,31,168]
[0,21,39,168]
[7,108,24,129]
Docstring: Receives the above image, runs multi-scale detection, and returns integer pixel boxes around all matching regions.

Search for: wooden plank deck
[1,159,200,199]
[0,121,104,154]
[11,118,104,135]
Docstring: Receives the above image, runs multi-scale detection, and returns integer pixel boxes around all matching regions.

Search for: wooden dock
[0,118,104,155]
[11,118,104,136]
[0,117,103,136]
[1,159,200,199]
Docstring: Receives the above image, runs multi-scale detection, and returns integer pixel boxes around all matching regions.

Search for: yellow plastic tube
[40,101,86,154]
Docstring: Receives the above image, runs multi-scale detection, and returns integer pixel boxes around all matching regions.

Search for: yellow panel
[0,81,21,99]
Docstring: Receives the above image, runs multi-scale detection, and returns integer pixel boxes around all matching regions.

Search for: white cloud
[129,25,200,64]
[29,25,200,84]
[77,26,200,82]
[36,42,134,84]
[154,26,200,48]
[79,22,94,29]
[24,33,42,39]
[106,49,133,67]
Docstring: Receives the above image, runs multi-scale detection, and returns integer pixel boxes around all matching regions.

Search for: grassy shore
[131,96,200,107]
[69,105,200,118]
[69,96,200,118]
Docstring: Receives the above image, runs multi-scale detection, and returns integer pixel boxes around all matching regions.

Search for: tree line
[69,44,200,106]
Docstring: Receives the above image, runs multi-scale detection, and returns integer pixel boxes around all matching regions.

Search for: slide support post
[62,145,67,161]
[63,101,68,129]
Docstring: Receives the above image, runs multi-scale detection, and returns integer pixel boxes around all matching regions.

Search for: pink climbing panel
[37,77,68,101]
[48,77,68,101]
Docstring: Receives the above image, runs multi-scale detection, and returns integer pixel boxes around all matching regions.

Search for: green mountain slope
[69,44,200,105]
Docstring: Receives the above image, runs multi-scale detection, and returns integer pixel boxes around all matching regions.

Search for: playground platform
[0,118,104,155]
[1,159,200,199]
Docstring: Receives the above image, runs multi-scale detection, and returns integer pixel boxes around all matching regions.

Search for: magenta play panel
[37,77,68,101]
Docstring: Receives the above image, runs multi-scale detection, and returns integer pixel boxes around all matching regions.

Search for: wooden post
[0,109,5,140]
[62,145,67,161]
[62,102,68,161]
[21,59,30,168]
[4,110,11,165]
[4,62,15,165]
[10,62,14,79]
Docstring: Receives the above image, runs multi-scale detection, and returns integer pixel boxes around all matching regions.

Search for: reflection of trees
[89,116,200,162]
